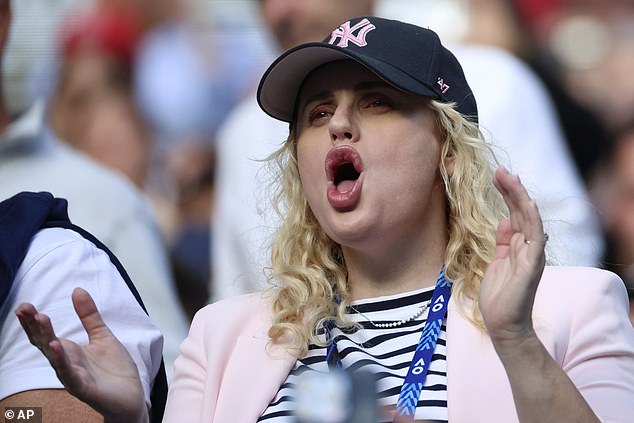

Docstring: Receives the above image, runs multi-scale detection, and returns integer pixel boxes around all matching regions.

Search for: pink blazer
[163,267,634,422]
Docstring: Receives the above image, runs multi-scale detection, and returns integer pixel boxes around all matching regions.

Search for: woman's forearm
[495,334,600,423]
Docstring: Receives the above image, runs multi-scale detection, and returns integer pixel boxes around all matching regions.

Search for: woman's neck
[343,223,448,301]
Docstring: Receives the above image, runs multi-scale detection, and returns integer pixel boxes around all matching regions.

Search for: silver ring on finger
[524,232,549,245]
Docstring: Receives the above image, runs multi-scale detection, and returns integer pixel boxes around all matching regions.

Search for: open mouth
[326,146,364,193]
[333,162,361,191]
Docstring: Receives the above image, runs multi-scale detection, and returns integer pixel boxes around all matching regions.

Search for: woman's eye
[307,108,331,124]
[365,96,392,110]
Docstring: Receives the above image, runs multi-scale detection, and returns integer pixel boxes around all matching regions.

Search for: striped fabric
[259,286,448,422]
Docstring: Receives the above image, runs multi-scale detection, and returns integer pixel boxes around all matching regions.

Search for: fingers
[16,297,92,394]
[17,307,84,392]
[494,168,530,224]
[71,287,112,342]
[493,168,545,251]
[46,339,78,387]
[16,303,57,352]
[493,218,513,260]
[15,303,73,376]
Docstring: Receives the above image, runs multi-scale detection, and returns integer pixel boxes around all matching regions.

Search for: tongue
[336,180,356,193]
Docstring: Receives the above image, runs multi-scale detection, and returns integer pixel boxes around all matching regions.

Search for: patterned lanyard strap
[324,267,452,423]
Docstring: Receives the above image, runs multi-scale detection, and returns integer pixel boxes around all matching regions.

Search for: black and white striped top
[258,286,448,422]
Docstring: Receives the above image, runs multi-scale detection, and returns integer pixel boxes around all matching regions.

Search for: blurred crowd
[2,0,633,344]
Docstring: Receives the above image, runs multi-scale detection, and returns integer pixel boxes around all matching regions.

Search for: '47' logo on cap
[329,18,376,48]
[437,77,450,93]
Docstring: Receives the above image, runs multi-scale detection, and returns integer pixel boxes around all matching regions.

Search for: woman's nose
[328,106,358,145]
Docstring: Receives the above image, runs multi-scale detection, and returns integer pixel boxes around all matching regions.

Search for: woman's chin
[322,210,379,248]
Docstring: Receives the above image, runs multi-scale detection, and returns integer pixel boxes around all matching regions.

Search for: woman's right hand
[15,287,149,423]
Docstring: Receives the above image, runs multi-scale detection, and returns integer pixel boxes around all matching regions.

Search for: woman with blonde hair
[16,17,634,423]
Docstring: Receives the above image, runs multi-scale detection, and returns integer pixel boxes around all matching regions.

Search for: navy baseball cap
[257,16,478,124]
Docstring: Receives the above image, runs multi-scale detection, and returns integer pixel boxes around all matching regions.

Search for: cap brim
[257,42,439,123]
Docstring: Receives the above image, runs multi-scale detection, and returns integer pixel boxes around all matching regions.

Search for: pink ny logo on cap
[328,18,376,48]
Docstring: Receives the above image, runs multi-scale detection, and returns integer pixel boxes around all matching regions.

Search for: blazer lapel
[446,299,518,423]
[213,335,296,422]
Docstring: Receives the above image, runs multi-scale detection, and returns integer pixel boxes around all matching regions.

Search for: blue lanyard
[324,267,451,422]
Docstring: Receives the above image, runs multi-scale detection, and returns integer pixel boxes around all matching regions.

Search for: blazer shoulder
[191,292,274,341]
[534,266,630,358]
[199,291,271,314]
[539,266,627,300]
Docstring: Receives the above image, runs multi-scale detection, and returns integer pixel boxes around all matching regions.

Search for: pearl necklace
[350,300,431,329]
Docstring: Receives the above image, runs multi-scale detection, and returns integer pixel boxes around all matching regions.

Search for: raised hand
[479,167,547,353]
[15,288,148,423]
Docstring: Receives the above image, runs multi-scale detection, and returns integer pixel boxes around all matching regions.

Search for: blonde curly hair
[266,100,506,356]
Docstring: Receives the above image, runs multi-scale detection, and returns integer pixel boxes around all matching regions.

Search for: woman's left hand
[479,167,547,353]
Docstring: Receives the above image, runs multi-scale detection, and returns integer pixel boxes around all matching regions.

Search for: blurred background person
[131,0,265,316]
[48,0,262,317]
[11,0,259,318]
[509,0,634,132]
[49,5,150,188]
[210,0,604,301]
[444,0,614,186]
[45,2,208,316]
[0,0,188,377]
